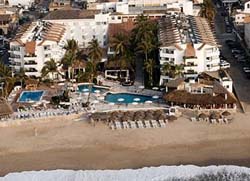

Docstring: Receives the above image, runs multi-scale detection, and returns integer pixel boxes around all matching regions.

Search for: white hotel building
[9,21,66,77]
[159,14,221,86]
[43,9,109,49]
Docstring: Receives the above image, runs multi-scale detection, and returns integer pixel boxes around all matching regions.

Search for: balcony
[25,68,38,72]
[185,63,198,67]
[24,54,37,57]
[24,61,37,65]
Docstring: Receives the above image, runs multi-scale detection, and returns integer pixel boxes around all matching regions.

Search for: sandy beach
[0,112,250,176]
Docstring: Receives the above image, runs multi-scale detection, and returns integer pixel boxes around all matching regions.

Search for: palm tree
[61,51,77,79]
[173,64,184,78]
[86,39,103,103]
[161,62,172,77]
[0,62,15,97]
[15,68,26,88]
[199,0,216,23]
[64,39,78,55]
[110,33,129,57]
[136,39,154,62]
[144,59,155,86]
[110,33,130,79]
[87,39,103,64]
[41,59,59,81]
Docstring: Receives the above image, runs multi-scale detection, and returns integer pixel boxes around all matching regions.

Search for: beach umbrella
[117,98,125,102]
[154,109,164,117]
[221,111,231,117]
[158,114,167,121]
[167,115,177,122]
[133,98,141,102]
[132,102,138,105]
[152,95,159,99]
[210,112,220,119]
[198,113,207,119]
[152,87,159,90]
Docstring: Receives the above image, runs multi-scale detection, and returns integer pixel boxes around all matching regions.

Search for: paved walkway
[134,57,144,86]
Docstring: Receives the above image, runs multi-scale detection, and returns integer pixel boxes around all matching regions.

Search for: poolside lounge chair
[137,120,144,128]
[115,121,122,129]
[223,118,228,124]
[151,120,158,128]
[144,120,151,128]
[190,117,196,122]
[122,121,130,129]
[129,121,137,129]
[159,120,166,128]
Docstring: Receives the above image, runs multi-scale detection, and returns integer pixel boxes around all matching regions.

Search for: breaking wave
[1,165,250,181]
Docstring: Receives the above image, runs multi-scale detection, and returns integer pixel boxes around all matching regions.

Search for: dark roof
[43,9,100,20]
[108,20,135,37]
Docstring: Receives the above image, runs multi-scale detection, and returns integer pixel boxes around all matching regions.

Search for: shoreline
[0,112,250,176]
[1,137,250,176]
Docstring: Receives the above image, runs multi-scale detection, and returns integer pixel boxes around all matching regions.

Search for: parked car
[232,49,244,54]
[220,60,230,69]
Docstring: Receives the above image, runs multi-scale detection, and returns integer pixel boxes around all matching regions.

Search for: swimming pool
[105,93,158,104]
[18,90,44,102]
[78,84,108,93]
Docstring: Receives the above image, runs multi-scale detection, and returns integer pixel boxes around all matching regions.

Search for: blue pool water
[78,84,108,93]
[105,93,157,104]
[18,91,44,102]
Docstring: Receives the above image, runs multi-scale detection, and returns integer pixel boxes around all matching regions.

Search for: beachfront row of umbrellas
[191,111,233,124]
[90,109,177,129]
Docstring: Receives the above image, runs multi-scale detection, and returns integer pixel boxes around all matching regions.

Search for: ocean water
[1,165,250,181]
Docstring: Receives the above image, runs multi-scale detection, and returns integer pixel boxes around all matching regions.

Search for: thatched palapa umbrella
[167,115,177,122]
[221,111,231,117]
[198,113,207,120]
[210,112,221,120]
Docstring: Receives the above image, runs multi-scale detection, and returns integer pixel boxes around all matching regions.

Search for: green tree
[41,59,59,81]
[199,0,216,23]
[61,51,77,79]
[144,59,155,86]
[136,39,154,62]
[0,62,15,97]
[64,39,79,55]
[173,64,184,78]
[86,39,103,103]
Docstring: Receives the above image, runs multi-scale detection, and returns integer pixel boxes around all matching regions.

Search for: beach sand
[0,112,250,176]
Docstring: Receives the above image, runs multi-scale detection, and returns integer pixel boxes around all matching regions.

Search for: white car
[220,61,230,69]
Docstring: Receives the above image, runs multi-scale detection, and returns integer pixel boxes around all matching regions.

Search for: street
[215,5,250,112]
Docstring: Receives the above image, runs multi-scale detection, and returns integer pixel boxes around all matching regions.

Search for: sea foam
[1,165,250,181]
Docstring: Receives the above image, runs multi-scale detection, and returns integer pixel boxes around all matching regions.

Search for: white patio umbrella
[133,98,141,102]
[139,85,145,89]
[152,95,159,99]
[152,87,159,90]
[132,102,138,105]
[94,90,101,94]
[83,88,89,92]
[108,102,115,105]
[117,98,125,102]
[145,100,153,104]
